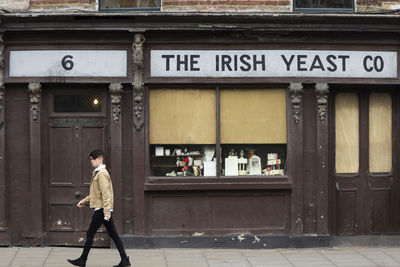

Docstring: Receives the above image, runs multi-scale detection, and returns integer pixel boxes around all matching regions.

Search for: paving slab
[3,246,400,267]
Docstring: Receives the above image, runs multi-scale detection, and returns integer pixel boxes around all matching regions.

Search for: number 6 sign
[61,55,74,70]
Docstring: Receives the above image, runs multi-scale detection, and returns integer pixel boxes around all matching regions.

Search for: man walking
[67,149,131,267]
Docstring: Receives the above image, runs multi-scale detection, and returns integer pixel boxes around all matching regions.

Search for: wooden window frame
[145,85,291,190]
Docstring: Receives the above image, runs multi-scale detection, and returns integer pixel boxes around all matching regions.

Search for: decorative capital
[28,82,41,121]
[109,83,123,123]
[132,33,145,131]
[288,83,303,124]
[315,83,329,123]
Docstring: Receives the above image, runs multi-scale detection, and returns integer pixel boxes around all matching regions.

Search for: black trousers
[81,209,127,260]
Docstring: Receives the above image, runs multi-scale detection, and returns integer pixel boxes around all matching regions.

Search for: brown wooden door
[331,89,400,235]
[45,91,110,246]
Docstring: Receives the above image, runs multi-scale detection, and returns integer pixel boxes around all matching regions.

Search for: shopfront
[0,13,399,247]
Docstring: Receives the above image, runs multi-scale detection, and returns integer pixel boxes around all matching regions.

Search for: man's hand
[77,201,83,208]
[104,213,111,221]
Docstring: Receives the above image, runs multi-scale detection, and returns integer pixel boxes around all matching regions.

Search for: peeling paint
[78,238,84,243]
[192,232,204,236]
[180,240,189,244]
[237,234,245,242]
[252,236,260,244]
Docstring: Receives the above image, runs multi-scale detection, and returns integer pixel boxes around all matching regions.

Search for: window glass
[220,89,287,176]
[54,94,102,113]
[100,0,160,9]
[295,0,353,9]
[369,93,392,173]
[150,89,216,177]
[335,93,359,174]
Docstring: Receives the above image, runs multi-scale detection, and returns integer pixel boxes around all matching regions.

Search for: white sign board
[9,50,128,77]
[151,50,398,78]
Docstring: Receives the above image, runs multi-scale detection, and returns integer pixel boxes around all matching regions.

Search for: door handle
[75,191,81,197]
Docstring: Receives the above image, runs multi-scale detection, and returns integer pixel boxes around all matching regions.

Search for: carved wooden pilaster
[314,83,329,234]
[315,83,329,123]
[109,82,124,232]
[289,83,303,124]
[132,33,146,234]
[27,81,44,245]
[0,35,4,112]
[28,82,41,121]
[109,83,123,123]
[132,33,145,131]
[0,34,7,237]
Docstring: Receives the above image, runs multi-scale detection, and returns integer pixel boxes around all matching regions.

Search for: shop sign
[151,50,397,78]
[9,50,127,77]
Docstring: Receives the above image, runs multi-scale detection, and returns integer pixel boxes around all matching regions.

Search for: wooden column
[110,83,124,232]
[288,83,304,235]
[27,82,44,245]
[315,83,329,235]
[132,33,145,234]
[0,35,8,245]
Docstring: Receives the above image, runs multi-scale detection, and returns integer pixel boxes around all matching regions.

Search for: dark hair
[89,149,104,160]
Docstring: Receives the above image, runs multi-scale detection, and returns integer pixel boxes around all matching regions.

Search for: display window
[149,87,287,177]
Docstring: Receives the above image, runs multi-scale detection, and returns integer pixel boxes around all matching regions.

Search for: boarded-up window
[335,93,359,174]
[369,93,392,173]
[220,89,287,144]
[150,89,216,144]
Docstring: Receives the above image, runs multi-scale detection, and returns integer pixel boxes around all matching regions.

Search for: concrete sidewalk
[1,246,400,267]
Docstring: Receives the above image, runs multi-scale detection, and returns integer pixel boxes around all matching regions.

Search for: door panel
[337,190,357,235]
[332,90,398,235]
[81,126,107,185]
[49,126,76,185]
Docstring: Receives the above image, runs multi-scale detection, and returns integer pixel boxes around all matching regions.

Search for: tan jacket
[80,168,114,215]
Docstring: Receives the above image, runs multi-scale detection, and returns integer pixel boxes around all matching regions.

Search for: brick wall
[0,0,29,11]
[357,0,400,10]
[30,0,96,11]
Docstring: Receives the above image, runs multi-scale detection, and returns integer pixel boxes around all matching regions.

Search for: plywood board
[220,89,287,144]
[335,93,359,174]
[369,93,392,173]
[150,89,216,144]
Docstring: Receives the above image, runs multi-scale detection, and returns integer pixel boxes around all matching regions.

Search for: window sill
[145,176,292,191]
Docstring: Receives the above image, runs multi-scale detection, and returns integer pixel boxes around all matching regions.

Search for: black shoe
[113,256,131,267]
[67,257,86,267]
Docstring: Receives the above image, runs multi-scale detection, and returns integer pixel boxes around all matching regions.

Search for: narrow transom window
[54,94,102,113]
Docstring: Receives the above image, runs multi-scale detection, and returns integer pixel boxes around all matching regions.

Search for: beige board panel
[369,93,392,173]
[150,89,216,144]
[220,89,287,144]
[335,93,359,174]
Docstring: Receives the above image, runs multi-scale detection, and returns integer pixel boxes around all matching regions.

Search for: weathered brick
[356,0,400,10]
[0,0,29,10]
